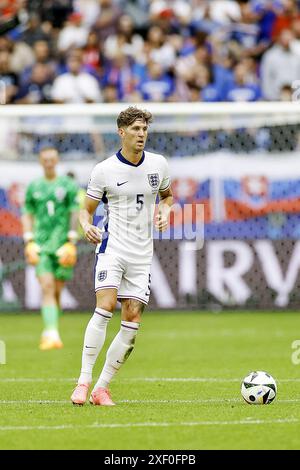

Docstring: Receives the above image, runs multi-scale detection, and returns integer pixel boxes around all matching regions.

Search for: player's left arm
[56,181,80,267]
[155,186,173,232]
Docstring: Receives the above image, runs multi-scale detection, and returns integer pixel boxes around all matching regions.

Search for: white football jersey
[87,150,171,263]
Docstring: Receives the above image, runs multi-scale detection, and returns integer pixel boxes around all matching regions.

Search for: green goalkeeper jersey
[23,176,79,254]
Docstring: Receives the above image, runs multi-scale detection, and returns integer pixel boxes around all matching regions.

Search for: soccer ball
[241,371,277,405]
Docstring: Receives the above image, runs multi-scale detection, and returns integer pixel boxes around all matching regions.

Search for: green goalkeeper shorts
[36,252,74,281]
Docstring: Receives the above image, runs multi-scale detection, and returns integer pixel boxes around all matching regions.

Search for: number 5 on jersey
[136,194,144,211]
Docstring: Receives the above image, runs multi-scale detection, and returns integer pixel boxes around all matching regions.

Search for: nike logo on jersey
[85,346,96,349]
[117,181,128,186]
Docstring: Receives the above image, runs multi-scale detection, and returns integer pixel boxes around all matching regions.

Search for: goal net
[1,102,300,311]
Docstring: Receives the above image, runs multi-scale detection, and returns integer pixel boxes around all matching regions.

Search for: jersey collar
[116,149,145,167]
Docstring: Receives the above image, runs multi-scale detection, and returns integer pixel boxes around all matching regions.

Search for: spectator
[187,82,202,102]
[251,0,282,45]
[37,0,74,29]
[261,28,300,100]
[32,39,53,64]
[82,31,102,76]
[102,83,118,102]
[225,62,262,101]
[2,36,35,75]
[229,1,260,56]
[149,0,192,27]
[190,0,222,35]
[240,56,260,84]
[57,12,89,53]
[73,0,101,28]
[175,43,210,83]
[104,14,144,61]
[102,52,136,101]
[212,50,236,99]
[92,0,122,42]
[21,13,51,46]
[290,17,300,55]
[137,60,174,101]
[122,0,149,28]
[0,50,18,103]
[51,51,102,103]
[209,0,241,24]
[1,0,300,107]
[20,39,56,85]
[272,0,300,40]
[143,25,176,71]
[16,62,53,103]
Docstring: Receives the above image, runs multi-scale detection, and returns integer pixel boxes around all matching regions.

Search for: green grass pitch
[0,311,300,450]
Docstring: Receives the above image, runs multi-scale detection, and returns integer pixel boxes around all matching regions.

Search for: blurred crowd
[1,0,300,104]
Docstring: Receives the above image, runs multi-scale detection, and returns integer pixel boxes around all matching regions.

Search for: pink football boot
[90,387,116,406]
[71,383,90,406]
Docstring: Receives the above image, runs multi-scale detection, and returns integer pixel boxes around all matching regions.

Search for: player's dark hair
[117,107,153,128]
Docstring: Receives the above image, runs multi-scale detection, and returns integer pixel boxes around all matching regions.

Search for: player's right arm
[81,163,106,244]
[21,212,34,239]
[79,196,103,244]
[21,185,40,265]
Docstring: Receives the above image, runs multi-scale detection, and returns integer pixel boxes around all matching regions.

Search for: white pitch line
[0,418,297,432]
[0,378,77,383]
[0,398,299,405]
[0,377,300,383]
[123,378,300,383]
[120,398,300,404]
[0,400,69,405]
[0,399,240,405]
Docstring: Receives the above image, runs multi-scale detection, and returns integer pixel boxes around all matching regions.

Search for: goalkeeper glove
[56,242,77,268]
[24,241,40,265]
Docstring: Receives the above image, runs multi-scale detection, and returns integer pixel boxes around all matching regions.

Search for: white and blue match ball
[241,371,277,405]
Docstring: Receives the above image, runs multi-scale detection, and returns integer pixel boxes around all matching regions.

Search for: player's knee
[126,311,141,323]
[40,279,55,296]
[122,300,144,323]
[96,298,117,313]
[98,302,115,313]
[96,290,117,313]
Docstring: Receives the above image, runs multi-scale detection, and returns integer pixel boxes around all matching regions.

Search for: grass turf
[0,311,300,450]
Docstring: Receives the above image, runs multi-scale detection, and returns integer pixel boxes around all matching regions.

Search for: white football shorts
[94,253,151,305]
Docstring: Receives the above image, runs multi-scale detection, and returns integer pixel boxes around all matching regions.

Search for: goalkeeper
[22,146,79,351]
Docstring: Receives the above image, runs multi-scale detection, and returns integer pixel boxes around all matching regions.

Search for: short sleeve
[159,157,171,192]
[86,164,105,201]
[22,183,35,215]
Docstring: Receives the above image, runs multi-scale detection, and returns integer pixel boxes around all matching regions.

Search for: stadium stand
[1,0,300,105]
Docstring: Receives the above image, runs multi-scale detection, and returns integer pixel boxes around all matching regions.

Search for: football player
[22,146,79,350]
[71,106,173,406]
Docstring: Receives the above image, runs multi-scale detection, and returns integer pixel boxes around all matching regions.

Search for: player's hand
[155,212,169,232]
[56,242,77,268]
[24,241,40,265]
[83,224,103,244]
